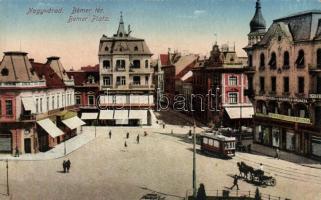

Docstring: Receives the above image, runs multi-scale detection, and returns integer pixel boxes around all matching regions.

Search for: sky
[0,0,320,69]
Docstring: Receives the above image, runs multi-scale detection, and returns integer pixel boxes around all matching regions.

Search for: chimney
[29,58,34,63]
[47,56,60,62]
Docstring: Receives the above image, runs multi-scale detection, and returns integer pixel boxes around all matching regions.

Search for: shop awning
[99,110,114,120]
[114,110,129,119]
[21,97,36,113]
[81,112,98,120]
[129,110,147,124]
[225,107,254,119]
[62,116,86,130]
[37,118,64,138]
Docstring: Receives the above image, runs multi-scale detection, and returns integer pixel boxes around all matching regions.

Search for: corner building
[245,1,321,159]
[98,13,154,126]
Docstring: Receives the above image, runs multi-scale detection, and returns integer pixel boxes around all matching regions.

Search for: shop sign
[255,113,311,124]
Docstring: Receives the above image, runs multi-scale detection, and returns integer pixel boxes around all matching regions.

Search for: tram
[200,133,236,158]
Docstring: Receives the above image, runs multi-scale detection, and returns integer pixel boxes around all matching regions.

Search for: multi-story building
[244,0,321,159]
[67,65,100,124]
[98,13,155,126]
[192,43,252,128]
[0,52,83,155]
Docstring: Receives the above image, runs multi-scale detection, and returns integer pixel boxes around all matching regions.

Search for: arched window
[283,51,289,68]
[260,53,265,68]
[105,46,109,51]
[134,46,138,51]
[296,50,305,68]
[280,102,292,116]
[103,60,110,69]
[268,101,278,114]
[1,67,8,76]
[269,52,277,69]
[317,49,321,69]
[294,104,309,118]
[145,60,149,68]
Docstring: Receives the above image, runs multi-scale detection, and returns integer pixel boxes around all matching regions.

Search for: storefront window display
[272,127,280,147]
[286,131,295,151]
[263,126,270,145]
[311,135,321,157]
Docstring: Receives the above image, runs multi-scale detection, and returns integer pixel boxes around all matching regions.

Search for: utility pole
[64,138,66,155]
[6,159,9,196]
[192,119,197,198]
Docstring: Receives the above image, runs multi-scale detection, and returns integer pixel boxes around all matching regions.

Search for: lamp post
[6,159,9,196]
[192,119,197,198]
[64,137,66,155]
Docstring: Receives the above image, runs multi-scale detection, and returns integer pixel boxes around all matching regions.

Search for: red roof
[160,54,169,66]
[80,64,99,72]
[32,62,65,88]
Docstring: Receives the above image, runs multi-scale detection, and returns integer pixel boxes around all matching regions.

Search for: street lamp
[64,137,66,155]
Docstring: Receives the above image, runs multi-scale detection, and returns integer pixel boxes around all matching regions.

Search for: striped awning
[62,116,86,130]
[37,118,64,138]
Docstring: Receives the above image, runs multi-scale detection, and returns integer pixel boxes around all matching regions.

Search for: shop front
[311,135,321,158]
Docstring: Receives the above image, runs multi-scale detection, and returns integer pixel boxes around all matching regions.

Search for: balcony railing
[20,114,36,121]
[0,81,46,88]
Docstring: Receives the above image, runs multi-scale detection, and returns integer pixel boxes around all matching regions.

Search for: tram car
[200,133,236,158]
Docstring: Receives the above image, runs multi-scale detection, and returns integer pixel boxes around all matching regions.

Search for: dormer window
[134,46,138,51]
[269,52,277,69]
[105,46,109,51]
[119,47,123,52]
[259,53,265,68]
[296,50,305,68]
[88,75,95,84]
[145,60,149,68]
[119,33,123,37]
[1,67,9,76]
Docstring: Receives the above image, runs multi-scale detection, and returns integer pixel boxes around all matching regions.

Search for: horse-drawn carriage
[237,162,276,186]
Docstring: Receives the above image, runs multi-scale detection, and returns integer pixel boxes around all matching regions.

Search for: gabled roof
[0,51,40,82]
[46,57,70,81]
[174,54,198,76]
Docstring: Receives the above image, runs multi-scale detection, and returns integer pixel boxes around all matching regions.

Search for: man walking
[66,159,71,173]
[126,132,129,139]
[275,148,280,159]
[136,134,140,144]
[124,141,127,148]
[62,160,67,173]
[109,130,112,139]
[230,175,239,190]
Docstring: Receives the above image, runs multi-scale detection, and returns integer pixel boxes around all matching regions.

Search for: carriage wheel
[270,178,276,186]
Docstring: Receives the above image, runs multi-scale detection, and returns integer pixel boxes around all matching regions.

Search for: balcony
[308,64,321,74]
[269,91,277,96]
[129,68,152,74]
[129,83,154,89]
[258,66,265,71]
[282,65,290,70]
[116,67,126,72]
[295,93,307,98]
[255,112,311,124]
[258,90,265,96]
[20,114,36,121]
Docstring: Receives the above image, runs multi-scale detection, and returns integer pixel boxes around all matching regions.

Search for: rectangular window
[5,100,13,115]
[229,76,237,86]
[116,60,125,69]
[283,77,289,93]
[271,76,276,92]
[133,76,141,85]
[40,98,43,113]
[145,75,149,85]
[57,95,59,108]
[75,95,81,105]
[260,77,265,92]
[35,98,39,113]
[103,76,111,86]
[52,96,55,110]
[88,95,94,106]
[116,76,126,85]
[132,60,140,68]
[228,93,238,104]
[103,60,110,69]
[47,97,49,111]
[298,77,305,94]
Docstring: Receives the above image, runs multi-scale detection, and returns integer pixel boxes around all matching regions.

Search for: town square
[0,0,321,199]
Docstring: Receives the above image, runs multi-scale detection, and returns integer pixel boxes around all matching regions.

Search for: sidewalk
[251,143,321,169]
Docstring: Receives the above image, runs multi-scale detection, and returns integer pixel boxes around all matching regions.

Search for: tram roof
[201,133,236,141]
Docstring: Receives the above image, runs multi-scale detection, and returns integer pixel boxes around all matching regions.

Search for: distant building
[67,65,100,124]
[192,43,252,128]
[161,51,199,107]
[98,13,155,126]
[244,1,321,159]
[0,52,82,154]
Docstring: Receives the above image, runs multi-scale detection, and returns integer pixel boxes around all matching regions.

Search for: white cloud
[178,9,207,19]
[193,10,206,16]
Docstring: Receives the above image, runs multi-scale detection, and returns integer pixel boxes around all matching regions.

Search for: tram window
[203,138,208,144]
[214,140,219,148]
[209,139,214,146]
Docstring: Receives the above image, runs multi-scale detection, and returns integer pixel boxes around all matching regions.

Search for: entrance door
[0,129,12,153]
[24,138,31,153]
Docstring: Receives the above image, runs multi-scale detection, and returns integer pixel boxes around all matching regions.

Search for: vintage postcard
[0,0,321,199]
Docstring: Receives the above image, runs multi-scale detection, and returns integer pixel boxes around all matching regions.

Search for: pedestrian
[62,160,66,173]
[275,148,280,159]
[136,134,140,144]
[171,129,173,134]
[163,124,165,129]
[230,175,239,190]
[15,147,19,157]
[259,163,264,171]
[126,132,129,139]
[124,141,127,148]
[109,130,112,139]
[196,183,207,200]
[66,159,71,173]
[144,131,148,136]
